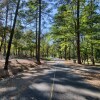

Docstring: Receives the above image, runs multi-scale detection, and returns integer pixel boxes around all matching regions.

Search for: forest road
[0,59,100,100]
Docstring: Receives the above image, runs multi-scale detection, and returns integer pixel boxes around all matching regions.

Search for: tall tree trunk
[64,45,67,60]
[37,0,41,64]
[4,0,20,70]
[73,41,75,59]
[0,33,4,52]
[0,2,9,53]
[68,46,71,60]
[47,47,49,57]
[76,0,81,64]
[10,12,13,29]
[36,11,38,60]
[4,1,9,56]
[91,43,95,65]
[90,0,95,65]
[86,42,89,65]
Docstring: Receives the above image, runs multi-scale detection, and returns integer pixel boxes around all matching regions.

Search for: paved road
[0,60,100,100]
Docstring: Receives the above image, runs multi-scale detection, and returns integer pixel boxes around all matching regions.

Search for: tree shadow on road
[0,63,100,100]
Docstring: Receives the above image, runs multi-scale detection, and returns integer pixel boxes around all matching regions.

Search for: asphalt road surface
[0,59,100,100]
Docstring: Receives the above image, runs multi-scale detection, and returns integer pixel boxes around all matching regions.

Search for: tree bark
[0,33,4,52]
[0,3,9,53]
[4,1,9,56]
[91,43,95,65]
[4,0,20,70]
[37,0,41,64]
[64,45,67,60]
[47,47,49,58]
[90,0,95,65]
[68,46,71,60]
[76,0,81,64]
[73,41,75,59]
[36,10,38,60]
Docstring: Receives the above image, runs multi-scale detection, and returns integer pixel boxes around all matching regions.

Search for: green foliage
[49,0,100,63]
[0,0,99,65]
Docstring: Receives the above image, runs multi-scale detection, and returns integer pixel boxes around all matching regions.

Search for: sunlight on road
[54,84,100,98]
[0,87,16,93]
[29,83,51,92]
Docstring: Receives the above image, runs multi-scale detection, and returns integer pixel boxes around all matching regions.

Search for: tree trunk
[76,0,81,64]
[68,46,71,60]
[0,33,4,52]
[4,1,9,56]
[10,12,13,29]
[4,0,20,70]
[64,45,67,60]
[90,0,95,65]
[0,3,9,53]
[37,0,41,64]
[73,41,75,59]
[86,42,89,65]
[35,9,38,60]
[91,43,95,65]
[47,47,49,58]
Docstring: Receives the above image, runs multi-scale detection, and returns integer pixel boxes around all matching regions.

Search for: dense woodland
[0,0,100,70]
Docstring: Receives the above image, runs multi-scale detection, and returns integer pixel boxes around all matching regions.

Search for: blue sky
[23,0,57,34]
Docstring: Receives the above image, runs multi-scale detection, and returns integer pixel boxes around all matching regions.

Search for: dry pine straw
[64,61,100,88]
[0,59,37,79]
[0,59,46,79]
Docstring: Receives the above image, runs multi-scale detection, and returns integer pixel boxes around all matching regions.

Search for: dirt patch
[65,60,100,67]
[86,80,100,88]
[64,60,85,67]
[0,59,38,80]
[65,60,100,88]
[74,69,100,88]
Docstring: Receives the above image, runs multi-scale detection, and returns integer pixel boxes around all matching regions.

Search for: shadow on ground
[0,62,100,100]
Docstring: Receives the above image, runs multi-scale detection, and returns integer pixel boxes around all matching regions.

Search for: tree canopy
[0,0,100,70]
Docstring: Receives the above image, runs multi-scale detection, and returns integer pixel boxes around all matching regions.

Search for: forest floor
[0,59,45,79]
[64,60,100,88]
